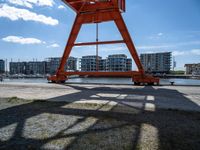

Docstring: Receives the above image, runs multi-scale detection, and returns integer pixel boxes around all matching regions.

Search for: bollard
[170,81,175,85]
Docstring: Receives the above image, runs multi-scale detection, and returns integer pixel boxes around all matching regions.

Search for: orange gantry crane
[48,0,159,85]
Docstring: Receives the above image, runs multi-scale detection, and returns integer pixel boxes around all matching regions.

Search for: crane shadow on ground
[0,85,200,150]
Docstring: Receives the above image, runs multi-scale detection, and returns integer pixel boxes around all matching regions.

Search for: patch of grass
[64,103,112,110]
[9,96,19,100]
[7,97,33,104]
[7,96,21,103]
[35,100,48,103]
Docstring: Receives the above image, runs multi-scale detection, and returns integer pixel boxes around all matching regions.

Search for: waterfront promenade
[0,82,200,149]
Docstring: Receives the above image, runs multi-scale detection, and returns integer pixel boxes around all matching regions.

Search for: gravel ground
[0,83,200,112]
[0,98,200,150]
[0,83,200,149]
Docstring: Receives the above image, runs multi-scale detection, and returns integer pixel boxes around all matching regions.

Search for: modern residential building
[9,57,78,75]
[0,59,5,74]
[67,57,78,71]
[9,55,133,75]
[140,52,172,73]
[185,63,200,75]
[9,61,45,75]
[46,56,78,74]
[126,58,132,71]
[45,57,61,75]
[81,55,102,71]
[99,59,107,71]
[81,54,132,72]
[107,54,132,71]
[26,61,46,75]
[9,62,27,75]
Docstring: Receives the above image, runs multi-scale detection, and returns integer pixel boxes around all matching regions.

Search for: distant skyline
[0,0,200,70]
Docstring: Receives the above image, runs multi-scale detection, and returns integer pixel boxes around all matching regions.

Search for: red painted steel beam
[57,15,83,72]
[64,71,141,77]
[62,0,79,13]
[112,11,144,74]
[79,3,115,13]
[62,0,120,14]
[74,40,124,46]
[80,11,116,23]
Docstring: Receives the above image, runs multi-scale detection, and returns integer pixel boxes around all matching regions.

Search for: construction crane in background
[48,0,159,85]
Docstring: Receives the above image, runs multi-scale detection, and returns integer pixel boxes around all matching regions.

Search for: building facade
[9,55,134,75]
[67,57,78,71]
[45,57,61,75]
[9,61,46,75]
[81,56,102,71]
[99,59,107,71]
[9,57,78,75]
[107,54,132,71]
[80,54,132,72]
[26,61,46,75]
[0,59,5,74]
[46,56,77,74]
[140,52,172,73]
[126,58,132,71]
[10,62,27,75]
[185,63,200,75]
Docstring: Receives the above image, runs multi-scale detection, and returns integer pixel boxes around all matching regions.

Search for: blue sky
[0,0,200,70]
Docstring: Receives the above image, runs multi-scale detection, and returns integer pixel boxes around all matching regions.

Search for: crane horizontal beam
[62,0,125,13]
[64,71,141,77]
[74,40,124,46]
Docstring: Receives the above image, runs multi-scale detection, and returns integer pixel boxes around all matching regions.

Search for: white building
[185,63,200,75]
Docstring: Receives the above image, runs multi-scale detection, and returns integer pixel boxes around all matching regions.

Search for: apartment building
[140,52,172,73]
[81,54,132,72]
[185,63,200,75]
[0,59,5,74]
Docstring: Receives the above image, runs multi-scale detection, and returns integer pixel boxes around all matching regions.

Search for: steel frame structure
[48,0,159,85]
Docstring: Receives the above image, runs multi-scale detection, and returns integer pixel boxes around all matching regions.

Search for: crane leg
[48,15,83,83]
[113,11,159,85]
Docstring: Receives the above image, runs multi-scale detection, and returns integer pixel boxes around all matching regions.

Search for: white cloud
[58,5,65,9]
[148,33,164,40]
[7,0,32,8]
[74,44,126,52]
[2,36,45,44]
[191,49,200,55]
[140,51,156,54]
[172,49,200,56]
[0,4,58,26]
[157,33,163,36]
[135,48,199,57]
[101,45,126,51]
[7,0,55,8]
[136,40,200,50]
[48,43,60,48]
[176,41,200,46]
[136,45,170,50]
[172,51,186,56]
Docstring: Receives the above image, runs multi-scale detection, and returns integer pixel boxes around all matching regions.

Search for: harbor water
[1,77,200,86]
